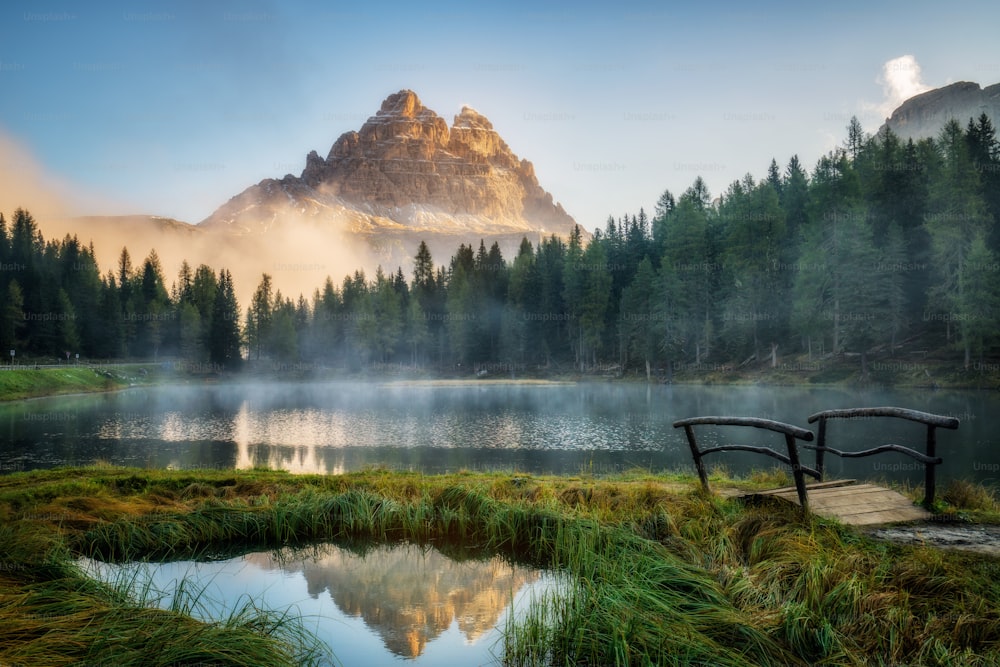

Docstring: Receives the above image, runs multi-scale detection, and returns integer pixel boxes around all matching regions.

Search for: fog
[2,135,534,307]
[1,381,988,485]
[0,130,382,305]
[46,213,379,308]
[0,130,76,222]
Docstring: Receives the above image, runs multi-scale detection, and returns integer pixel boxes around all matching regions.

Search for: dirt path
[866,522,1000,556]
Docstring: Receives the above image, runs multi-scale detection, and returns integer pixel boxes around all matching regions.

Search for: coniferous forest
[2,117,999,378]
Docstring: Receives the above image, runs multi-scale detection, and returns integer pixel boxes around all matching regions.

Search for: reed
[3,466,1000,666]
[0,554,327,666]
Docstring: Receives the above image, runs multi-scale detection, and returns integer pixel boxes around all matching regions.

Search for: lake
[79,541,562,666]
[1,381,997,486]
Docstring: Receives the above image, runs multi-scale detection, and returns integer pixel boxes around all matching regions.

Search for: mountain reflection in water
[81,542,553,666]
[249,543,540,659]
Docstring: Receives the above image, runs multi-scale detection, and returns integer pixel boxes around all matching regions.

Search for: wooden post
[924,425,937,509]
[815,417,827,481]
[785,433,809,514]
[683,424,710,494]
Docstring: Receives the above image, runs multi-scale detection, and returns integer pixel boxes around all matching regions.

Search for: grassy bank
[651,354,1000,389]
[0,366,138,401]
[2,467,1000,666]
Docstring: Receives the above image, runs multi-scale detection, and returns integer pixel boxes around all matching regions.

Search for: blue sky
[1,0,999,231]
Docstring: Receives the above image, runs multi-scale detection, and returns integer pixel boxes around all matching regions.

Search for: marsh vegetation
[2,466,999,666]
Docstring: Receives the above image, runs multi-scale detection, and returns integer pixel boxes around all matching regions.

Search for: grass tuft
[942,479,999,512]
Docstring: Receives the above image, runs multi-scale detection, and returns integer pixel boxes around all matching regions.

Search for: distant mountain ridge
[881,80,1000,141]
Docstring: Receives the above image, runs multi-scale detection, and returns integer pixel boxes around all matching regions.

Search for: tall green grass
[4,467,1000,666]
[0,366,128,401]
[0,521,326,666]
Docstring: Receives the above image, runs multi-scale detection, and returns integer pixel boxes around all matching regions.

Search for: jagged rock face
[203,90,578,241]
[881,81,1000,142]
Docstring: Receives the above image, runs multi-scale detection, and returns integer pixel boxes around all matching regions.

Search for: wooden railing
[672,416,818,512]
[805,407,960,508]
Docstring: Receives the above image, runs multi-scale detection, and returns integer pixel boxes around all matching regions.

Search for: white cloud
[874,55,932,120]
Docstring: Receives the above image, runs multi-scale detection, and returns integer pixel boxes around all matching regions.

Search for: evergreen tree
[55,288,79,357]
[247,273,274,360]
[209,269,242,369]
[191,265,218,360]
[780,155,810,249]
[0,280,24,359]
[135,251,170,359]
[96,273,124,359]
[960,234,1000,369]
[503,237,539,366]
[966,113,1000,255]
[362,267,403,363]
[562,226,586,368]
[718,177,787,364]
[178,302,202,363]
[445,261,475,366]
[535,236,567,365]
[311,277,341,363]
[117,247,136,355]
[659,182,716,364]
[268,294,299,364]
[0,212,8,267]
[620,257,658,380]
[579,237,612,367]
[407,296,430,365]
[926,119,992,366]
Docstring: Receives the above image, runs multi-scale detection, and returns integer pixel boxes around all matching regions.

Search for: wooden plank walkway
[742,479,932,526]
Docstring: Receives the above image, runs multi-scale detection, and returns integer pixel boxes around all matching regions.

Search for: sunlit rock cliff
[201,89,581,266]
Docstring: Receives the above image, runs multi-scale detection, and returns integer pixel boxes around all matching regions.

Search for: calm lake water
[1,381,997,486]
[79,542,561,666]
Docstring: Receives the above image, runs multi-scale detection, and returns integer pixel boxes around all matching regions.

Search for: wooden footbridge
[673,408,960,526]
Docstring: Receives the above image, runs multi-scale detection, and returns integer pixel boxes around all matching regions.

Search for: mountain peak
[201,90,580,267]
[378,89,426,118]
[454,105,494,131]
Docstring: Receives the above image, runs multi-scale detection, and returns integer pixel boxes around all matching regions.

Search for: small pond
[79,542,562,666]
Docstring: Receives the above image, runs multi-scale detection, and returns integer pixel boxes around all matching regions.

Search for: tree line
[0,212,241,368]
[1,115,998,376]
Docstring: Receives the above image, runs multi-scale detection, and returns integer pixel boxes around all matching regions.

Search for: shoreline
[1,352,998,402]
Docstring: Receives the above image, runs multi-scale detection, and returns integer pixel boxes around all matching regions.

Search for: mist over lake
[2,381,993,486]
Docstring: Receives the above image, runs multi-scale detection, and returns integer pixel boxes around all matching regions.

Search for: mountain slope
[881,81,1000,141]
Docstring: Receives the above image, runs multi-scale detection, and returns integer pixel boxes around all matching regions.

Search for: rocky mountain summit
[201,90,579,254]
[42,91,583,305]
[881,81,1000,141]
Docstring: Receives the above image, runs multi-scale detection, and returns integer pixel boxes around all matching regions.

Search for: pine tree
[503,238,538,366]
[960,234,1000,369]
[719,177,787,363]
[178,302,202,363]
[562,226,586,368]
[926,119,992,366]
[209,269,242,369]
[0,280,24,359]
[620,257,657,380]
[579,238,612,368]
[659,181,716,364]
[247,273,274,360]
[191,265,218,359]
[97,273,124,359]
